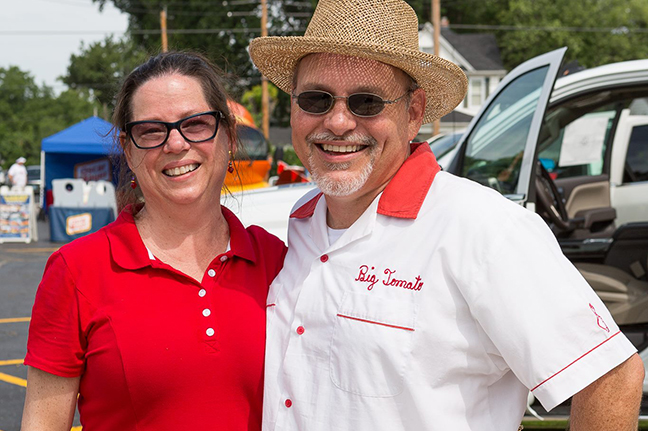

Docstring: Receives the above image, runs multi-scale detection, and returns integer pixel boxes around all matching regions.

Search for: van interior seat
[575,264,648,326]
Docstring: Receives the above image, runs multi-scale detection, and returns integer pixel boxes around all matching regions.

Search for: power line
[448,24,648,34]
[0,26,307,36]
[1,23,644,37]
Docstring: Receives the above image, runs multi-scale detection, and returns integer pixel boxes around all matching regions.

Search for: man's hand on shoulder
[569,353,644,430]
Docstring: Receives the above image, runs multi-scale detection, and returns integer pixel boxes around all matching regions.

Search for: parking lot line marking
[0,372,27,387]
[2,247,59,253]
[0,317,30,324]
[0,359,23,366]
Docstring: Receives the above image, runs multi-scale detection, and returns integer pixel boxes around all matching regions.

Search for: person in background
[249,0,644,430]
[8,156,27,190]
[21,51,286,431]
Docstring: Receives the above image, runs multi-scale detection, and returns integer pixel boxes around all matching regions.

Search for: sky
[2,0,129,90]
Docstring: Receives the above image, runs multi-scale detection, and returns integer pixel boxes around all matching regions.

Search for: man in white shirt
[8,156,27,190]
[249,0,644,429]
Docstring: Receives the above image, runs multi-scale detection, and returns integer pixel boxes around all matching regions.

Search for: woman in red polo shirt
[21,52,286,431]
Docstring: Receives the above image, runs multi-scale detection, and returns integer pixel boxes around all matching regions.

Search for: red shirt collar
[290,143,440,220]
[107,205,257,270]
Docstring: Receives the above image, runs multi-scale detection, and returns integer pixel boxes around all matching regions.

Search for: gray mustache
[306,132,377,147]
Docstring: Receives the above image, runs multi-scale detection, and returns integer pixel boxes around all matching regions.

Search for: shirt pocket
[329,291,417,397]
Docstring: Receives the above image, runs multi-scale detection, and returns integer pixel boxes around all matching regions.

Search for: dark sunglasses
[292,90,410,117]
[125,111,223,149]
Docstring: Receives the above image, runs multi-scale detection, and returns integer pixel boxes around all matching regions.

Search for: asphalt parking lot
[0,221,82,431]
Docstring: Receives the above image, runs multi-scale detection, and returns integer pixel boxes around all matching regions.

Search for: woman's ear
[120,132,134,170]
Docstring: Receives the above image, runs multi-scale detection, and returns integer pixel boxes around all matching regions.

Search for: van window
[537,108,615,179]
[461,66,549,195]
[625,125,648,183]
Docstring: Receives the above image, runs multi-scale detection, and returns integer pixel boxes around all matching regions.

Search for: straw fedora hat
[249,0,467,124]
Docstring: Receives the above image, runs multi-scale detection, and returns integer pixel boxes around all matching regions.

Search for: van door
[446,48,567,210]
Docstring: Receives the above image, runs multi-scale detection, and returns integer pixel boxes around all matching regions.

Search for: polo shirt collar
[107,205,257,270]
[221,205,257,263]
[290,142,440,220]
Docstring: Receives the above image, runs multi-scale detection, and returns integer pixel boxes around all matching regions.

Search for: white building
[418,21,507,136]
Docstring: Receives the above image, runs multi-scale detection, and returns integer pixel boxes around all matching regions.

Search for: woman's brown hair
[112,51,236,212]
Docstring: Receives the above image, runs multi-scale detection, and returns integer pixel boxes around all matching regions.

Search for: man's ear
[407,88,426,142]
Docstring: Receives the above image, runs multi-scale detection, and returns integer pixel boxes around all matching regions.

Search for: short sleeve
[463,210,636,411]
[24,251,86,377]
[248,225,288,283]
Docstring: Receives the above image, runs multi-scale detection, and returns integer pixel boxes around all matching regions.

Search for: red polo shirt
[25,206,287,431]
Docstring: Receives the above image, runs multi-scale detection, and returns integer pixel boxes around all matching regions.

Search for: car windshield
[429,133,463,159]
[27,166,40,181]
[237,125,268,160]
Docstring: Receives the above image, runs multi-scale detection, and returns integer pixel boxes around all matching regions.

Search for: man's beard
[305,132,377,197]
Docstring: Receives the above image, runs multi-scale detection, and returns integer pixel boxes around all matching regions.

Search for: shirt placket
[276,208,377,427]
[199,253,230,352]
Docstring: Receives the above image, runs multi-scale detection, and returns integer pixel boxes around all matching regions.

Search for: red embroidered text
[355,265,380,290]
[383,269,423,291]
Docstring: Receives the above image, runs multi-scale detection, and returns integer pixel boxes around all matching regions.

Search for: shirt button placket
[201,267,218,339]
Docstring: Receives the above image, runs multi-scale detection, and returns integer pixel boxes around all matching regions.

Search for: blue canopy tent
[41,116,117,204]
[41,117,119,241]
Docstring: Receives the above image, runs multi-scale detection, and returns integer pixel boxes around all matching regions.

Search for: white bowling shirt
[263,144,636,431]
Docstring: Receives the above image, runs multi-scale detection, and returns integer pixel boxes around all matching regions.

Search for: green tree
[241,82,279,127]
[0,67,98,168]
[92,0,315,98]
[497,0,648,69]
[61,36,149,119]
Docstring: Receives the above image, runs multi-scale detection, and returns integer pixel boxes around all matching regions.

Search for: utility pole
[160,6,168,53]
[432,0,440,136]
[261,0,270,139]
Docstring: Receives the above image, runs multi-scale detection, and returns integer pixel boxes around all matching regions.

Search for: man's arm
[569,353,644,430]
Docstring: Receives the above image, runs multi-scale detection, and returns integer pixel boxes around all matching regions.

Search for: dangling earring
[227,150,234,173]
[130,175,137,189]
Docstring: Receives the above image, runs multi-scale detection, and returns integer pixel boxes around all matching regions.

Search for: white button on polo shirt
[262,144,636,431]
[207,269,216,277]
[198,289,206,297]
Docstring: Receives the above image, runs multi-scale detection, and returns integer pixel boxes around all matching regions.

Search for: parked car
[26,165,41,188]
[439,47,648,390]
[427,132,463,159]
[26,165,42,206]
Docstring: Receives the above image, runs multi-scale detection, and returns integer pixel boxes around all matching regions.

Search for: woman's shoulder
[246,224,284,246]
[55,209,136,262]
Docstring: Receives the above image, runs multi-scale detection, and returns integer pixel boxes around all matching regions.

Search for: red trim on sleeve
[336,314,415,332]
[531,331,621,392]
[266,303,276,308]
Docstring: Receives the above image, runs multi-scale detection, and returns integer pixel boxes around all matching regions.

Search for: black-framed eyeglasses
[292,90,410,117]
[125,111,223,149]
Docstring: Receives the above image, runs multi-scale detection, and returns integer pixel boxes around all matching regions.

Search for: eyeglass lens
[296,91,388,117]
[129,112,219,149]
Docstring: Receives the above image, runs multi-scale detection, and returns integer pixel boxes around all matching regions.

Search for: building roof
[440,109,473,124]
[440,28,504,71]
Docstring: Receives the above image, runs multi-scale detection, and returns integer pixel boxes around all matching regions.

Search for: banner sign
[66,212,93,236]
[74,158,112,182]
[0,189,36,243]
